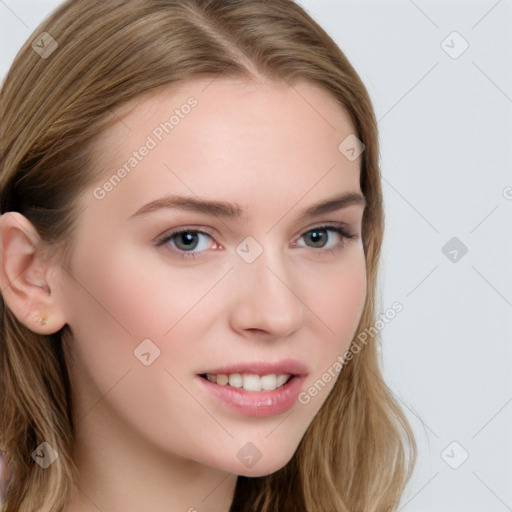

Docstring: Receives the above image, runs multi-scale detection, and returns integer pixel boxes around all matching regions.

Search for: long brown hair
[0,1,416,510]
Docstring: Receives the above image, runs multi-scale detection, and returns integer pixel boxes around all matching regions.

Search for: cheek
[59,243,215,439]
[293,250,366,413]
[60,240,227,393]
[64,240,215,339]
[306,248,367,354]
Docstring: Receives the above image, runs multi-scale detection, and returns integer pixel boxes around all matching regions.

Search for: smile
[200,373,292,391]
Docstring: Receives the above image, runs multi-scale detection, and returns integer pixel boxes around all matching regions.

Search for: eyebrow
[130,191,366,221]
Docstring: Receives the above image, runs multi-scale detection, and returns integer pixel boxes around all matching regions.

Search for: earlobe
[0,212,66,334]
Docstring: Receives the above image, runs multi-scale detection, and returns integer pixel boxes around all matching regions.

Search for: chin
[235,462,290,478]
[215,449,297,478]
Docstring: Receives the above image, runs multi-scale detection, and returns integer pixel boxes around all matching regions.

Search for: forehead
[97,77,357,165]
[80,78,362,225]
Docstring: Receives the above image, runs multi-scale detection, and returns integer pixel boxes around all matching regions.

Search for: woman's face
[55,78,367,477]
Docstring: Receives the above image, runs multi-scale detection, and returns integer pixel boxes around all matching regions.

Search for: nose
[228,246,305,340]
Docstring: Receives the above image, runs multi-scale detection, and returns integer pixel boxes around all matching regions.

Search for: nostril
[246,328,266,335]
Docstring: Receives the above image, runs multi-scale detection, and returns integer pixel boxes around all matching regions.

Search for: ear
[0,212,66,334]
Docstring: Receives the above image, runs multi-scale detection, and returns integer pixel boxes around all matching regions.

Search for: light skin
[0,78,367,512]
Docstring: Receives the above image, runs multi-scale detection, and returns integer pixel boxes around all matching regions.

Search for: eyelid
[294,220,355,238]
[154,225,217,245]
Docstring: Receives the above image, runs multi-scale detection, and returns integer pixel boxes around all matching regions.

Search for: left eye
[156,225,356,259]
[295,226,352,250]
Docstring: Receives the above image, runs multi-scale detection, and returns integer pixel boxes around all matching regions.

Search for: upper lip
[198,359,309,377]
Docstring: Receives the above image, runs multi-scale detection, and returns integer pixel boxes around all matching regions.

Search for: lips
[198,359,308,385]
[196,359,308,417]
[198,359,308,377]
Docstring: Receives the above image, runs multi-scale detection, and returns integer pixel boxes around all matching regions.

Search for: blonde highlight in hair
[0,1,416,510]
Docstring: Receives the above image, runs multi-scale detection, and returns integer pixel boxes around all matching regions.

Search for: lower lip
[197,375,306,417]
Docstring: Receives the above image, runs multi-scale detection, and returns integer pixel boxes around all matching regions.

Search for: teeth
[261,374,276,390]
[276,374,289,387]
[216,374,229,386]
[204,372,291,391]
[228,373,243,388]
[243,374,261,391]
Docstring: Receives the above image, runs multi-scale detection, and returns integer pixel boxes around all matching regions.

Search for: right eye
[155,226,219,260]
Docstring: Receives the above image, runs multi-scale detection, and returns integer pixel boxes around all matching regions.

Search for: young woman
[0,1,416,511]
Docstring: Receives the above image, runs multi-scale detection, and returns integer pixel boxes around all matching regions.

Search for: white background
[1,1,511,511]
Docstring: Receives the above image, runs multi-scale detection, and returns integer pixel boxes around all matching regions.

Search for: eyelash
[155,224,358,261]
